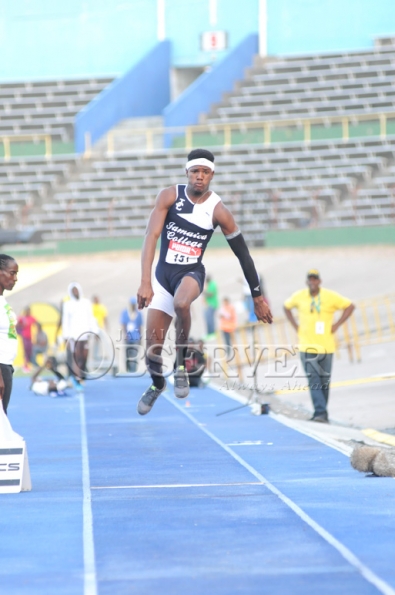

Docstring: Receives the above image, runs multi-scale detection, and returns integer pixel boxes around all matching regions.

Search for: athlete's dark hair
[187,148,214,163]
[0,254,15,270]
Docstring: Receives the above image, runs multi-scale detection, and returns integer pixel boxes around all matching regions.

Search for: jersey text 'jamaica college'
[158,184,221,270]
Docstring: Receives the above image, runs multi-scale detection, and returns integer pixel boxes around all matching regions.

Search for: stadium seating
[205,45,395,123]
[3,40,395,244]
[0,78,112,142]
[21,136,395,244]
[0,156,77,228]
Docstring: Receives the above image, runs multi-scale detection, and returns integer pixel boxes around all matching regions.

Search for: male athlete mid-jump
[137,148,272,415]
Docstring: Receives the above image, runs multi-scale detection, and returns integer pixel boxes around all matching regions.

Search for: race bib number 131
[165,240,202,265]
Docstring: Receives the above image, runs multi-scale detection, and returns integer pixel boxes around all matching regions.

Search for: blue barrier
[163,34,258,147]
[74,41,171,154]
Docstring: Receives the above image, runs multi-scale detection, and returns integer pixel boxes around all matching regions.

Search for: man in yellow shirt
[284,269,355,423]
[91,296,108,365]
[92,296,108,331]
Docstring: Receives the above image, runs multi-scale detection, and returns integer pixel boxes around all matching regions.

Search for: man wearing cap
[136,148,273,415]
[284,270,355,423]
[120,297,143,373]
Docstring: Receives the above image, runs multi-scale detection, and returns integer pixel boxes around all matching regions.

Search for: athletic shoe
[137,381,167,415]
[71,376,84,392]
[203,333,216,341]
[174,366,190,399]
[310,414,329,423]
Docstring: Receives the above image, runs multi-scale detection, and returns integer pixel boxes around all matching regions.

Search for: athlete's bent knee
[174,299,191,318]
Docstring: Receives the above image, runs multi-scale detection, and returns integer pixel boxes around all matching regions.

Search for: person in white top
[62,282,98,386]
[0,254,19,414]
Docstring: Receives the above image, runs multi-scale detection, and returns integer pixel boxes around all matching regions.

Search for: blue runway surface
[1,376,395,595]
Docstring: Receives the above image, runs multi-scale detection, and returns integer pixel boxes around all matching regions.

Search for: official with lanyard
[283,269,355,423]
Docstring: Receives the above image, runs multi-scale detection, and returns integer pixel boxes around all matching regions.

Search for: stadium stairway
[93,116,165,154]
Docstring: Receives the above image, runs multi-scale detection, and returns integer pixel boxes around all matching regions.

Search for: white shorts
[148,276,175,318]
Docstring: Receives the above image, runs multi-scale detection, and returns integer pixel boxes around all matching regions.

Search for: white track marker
[91,482,264,490]
[79,393,98,595]
[165,395,395,595]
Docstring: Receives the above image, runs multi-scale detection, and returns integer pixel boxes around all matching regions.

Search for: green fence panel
[172,136,186,149]
[311,123,343,141]
[52,142,75,155]
[271,127,304,143]
[349,121,380,138]
[386,119,395,135]
[231,129,264,145]
[266,226,395,248]
[0,140,75,159]
[11,142,46,157]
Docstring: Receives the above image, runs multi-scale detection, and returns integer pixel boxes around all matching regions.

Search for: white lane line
[269,412,353,456]
[79,393,98,595]
[164,395,395,595]
[91,482,264,490]
[211,382,353,456]
[227,441,264,446]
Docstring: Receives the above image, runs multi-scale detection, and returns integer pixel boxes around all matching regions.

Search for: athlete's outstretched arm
[213,202,273,324]
[137,187,176,309]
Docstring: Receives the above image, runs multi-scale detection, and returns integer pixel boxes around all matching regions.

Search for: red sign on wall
[201,31,227,51]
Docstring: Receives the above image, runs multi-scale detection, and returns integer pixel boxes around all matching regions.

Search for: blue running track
[1,376,395,595]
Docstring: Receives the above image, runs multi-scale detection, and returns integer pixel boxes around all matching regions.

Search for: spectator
[92,295,108,331]
[56,294,70,339]
[120,297,143,373]
[30,356,68,397]
[91,295,108,364]
[62,282,97,387]
[218,297,237,357]
[31,322,48,367]
[284,269,355,423]
[184,338,207,387]
[17,306,37,372]
[0,254,19,415]
[204,274,219,338]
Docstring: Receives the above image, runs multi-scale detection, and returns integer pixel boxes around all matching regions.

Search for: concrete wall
[0,0,158,80]
[1,0,393,82]
[7,231,228,258]
[74,41,171,153]
[267,0,395,55]
[9,226,395,258]
[0,0,259,81]
[265,226,395,248]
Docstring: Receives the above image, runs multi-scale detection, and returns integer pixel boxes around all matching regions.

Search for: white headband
[185,157,215,171]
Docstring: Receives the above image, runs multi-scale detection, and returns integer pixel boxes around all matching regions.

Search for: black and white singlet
[150,184,221,315]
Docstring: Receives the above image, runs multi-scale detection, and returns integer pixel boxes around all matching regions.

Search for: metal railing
[219,293,395,384]
[98,110,395,157]
[337,293,395,360]
[0,134,53,161]
[2,110,395,161]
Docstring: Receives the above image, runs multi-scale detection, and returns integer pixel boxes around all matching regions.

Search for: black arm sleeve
[226,230,262,297]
